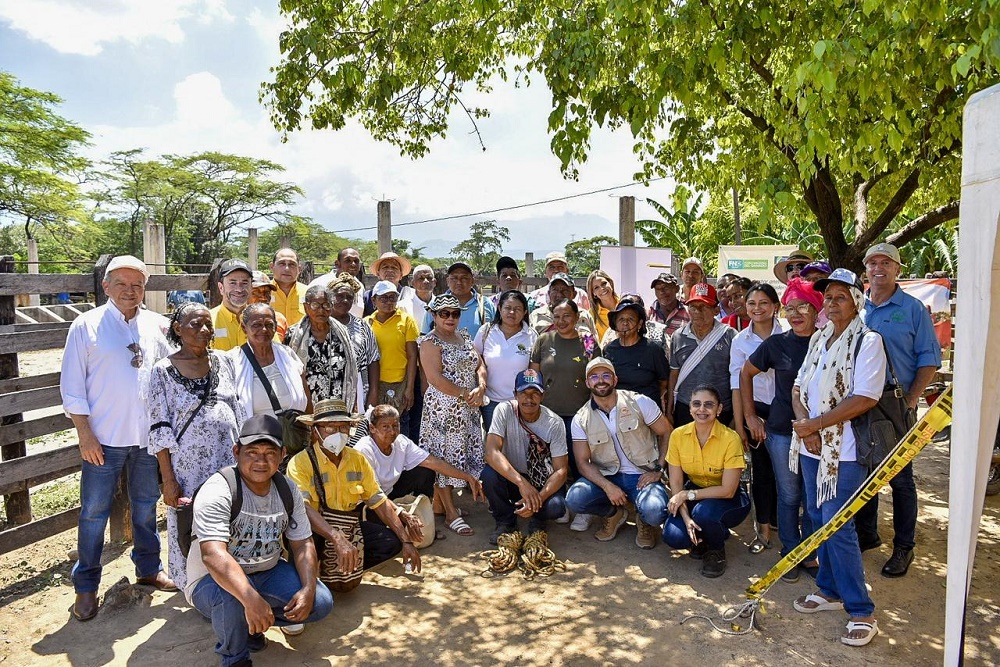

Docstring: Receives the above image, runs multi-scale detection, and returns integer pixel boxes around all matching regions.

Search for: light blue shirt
[421,289,496,340]
[864,286,941,391]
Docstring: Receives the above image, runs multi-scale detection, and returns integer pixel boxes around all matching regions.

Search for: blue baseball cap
[514,369,545,393]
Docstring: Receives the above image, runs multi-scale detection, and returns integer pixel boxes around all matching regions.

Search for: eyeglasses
[690,400,718,409]
[781,303,814,315]
[127,343,143,368]
[437,309,462,319]
[785,263,807,273]
[587,372,614,383]
[306,301,333,311]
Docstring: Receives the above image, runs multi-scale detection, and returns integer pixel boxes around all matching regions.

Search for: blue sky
[0,0,669,257]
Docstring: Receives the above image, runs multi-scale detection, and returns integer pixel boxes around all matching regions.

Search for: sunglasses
[690,400,718,409]
[588,372,614,383]
[437,309,462,320]
[785,263,807,273]
[127,343,143,369]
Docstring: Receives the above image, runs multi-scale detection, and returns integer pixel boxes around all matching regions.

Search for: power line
[324,177,665,234]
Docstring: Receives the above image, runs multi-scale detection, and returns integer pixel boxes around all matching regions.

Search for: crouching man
[186,414,333,667]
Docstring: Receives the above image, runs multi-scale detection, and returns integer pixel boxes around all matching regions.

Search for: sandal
[448,516,475,536]
[793,593,845,614]
[748,536,770,554]
[841,620,878,647]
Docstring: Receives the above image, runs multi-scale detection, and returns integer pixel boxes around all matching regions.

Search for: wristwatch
[651,461,663,472]
[687,489,697,502]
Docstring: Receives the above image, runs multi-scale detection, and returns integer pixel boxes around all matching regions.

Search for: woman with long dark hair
[473,290,537,430]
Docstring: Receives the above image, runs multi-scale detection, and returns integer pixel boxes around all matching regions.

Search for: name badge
[215,328,228,338]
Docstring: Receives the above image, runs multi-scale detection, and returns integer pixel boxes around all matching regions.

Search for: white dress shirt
[61,302,170,448]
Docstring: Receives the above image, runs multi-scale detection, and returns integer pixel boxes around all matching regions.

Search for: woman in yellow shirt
[663,385,750,578]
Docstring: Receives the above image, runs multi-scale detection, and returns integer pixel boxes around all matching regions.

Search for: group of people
[60,240,940,662]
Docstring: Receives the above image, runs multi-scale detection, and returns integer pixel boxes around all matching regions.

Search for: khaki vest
[577,390,659,475]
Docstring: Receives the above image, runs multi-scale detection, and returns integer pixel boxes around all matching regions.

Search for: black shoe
[688,543,708,560]
[859,535,883,552]
[527,517,545,534]
[881,548,914,578]
[780,565,800,583]
[232,660,253,667]
[489,523,515,545]
[701,549,727,578]
[247,633,268,653]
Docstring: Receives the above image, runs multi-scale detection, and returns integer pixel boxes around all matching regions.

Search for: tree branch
[886,200,959,248]
[860,167,922,248]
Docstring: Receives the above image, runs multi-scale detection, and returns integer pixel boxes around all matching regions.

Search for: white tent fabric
[947,83,1000,665]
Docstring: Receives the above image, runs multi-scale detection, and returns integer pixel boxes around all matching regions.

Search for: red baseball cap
[685,282,718,307]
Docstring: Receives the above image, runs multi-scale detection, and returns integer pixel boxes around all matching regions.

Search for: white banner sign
[717,244,799,295]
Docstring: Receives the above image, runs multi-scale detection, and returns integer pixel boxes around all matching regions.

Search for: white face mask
[321,431,349,455]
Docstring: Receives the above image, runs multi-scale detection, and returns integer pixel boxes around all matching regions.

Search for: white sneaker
[555,508,571,524]
[570,513,592,532]
[281,623,305,636]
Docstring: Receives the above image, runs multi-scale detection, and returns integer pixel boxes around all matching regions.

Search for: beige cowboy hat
[296,398,364,426]
[371,252,412,278]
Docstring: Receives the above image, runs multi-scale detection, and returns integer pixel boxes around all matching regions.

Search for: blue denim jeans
[191,559,334,666]
[480,465,566,527]
[765,433,814,558]
[800,456,876,618]
[480,400,500,434]
[854,461,917,550]
[661,488,751,551]
[72,445,163,593]
[565,472,669,526]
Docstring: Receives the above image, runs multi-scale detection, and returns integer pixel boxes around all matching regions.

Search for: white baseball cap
[105,255,149,281]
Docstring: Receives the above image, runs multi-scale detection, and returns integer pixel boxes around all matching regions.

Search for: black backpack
[177,466,297,557]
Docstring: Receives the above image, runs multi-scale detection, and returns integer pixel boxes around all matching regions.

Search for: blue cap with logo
[514,369,545,393]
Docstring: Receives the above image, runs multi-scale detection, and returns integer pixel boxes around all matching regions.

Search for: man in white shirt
[60,255,174,622]
[566,357,672,550]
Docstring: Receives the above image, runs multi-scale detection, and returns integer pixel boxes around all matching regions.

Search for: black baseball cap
[219,259,253,279]
[237,414,284,448]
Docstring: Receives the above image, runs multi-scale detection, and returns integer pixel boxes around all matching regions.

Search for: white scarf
[790,288,867,506]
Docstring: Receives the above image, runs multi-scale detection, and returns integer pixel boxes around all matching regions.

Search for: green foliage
[565,235,617,276]
[262,0,1000,268]
[450,220,511,273]
[636,187,721,265]
[0,71,90,236]
[244,217,350,269]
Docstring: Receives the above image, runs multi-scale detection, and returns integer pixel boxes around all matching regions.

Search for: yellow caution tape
[746,386,953,599]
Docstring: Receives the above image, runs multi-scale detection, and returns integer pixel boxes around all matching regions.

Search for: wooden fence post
[377,201,392,255]
[0,255,31,526]
[525,253,535,278]
[208,259,224,308]
[247,228,259,270]
[27,240,40,307]
[93,255,112,306]
[142,221,167,314]
[619,196,636,247]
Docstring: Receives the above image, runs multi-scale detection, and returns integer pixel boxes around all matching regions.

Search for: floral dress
[147,351,244,590]
[418,330,484,487]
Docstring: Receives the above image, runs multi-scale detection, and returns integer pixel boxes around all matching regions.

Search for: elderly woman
[790,268,885,647]
[729,283,783,553]
[229,302,309,419]
[330,272,381,410]
[147,302,243,590]
[285,284,359,410]
[587,269,620,342]
[419,294,488,537]
[474,290,537,430]
[602,294,670,411]
[355,405,486,545]
[662,385,750,578]
[530,298,601,531]
[741,277,823,581]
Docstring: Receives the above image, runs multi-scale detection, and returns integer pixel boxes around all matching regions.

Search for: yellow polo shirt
[210,305,246,351]
[666,421,745,489]
[271,280,307,327]
[286,444,387,512]
[365,309,418,383]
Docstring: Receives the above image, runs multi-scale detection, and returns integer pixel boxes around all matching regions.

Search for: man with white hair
[61,255,174,622]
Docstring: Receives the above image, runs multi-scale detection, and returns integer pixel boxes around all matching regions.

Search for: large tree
[262,0,999,268]
[450,220,511,273]
[0,72,89,238]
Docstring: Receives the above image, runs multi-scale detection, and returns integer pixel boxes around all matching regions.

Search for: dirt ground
[1,350,999,666]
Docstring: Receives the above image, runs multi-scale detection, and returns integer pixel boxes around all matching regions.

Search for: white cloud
[0,0,232,56]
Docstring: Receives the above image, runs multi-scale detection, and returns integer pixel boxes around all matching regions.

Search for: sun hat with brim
[371,252,412,277]
[426,294,469,312]
[372,280,399,296]
[650,272,679,288]
[773,250,815,284]
[863,242,904,267]
[514,369,545,393]
[105,255,150,281]
[585,356,615,375]
[238,414,284,448]
[685,282,718,307]
[446,261,474,275]
[814,268,865,295]
[251,271,276,289]
[296,398,364,426]
[608,295,646,329]
[799,261,832,279]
